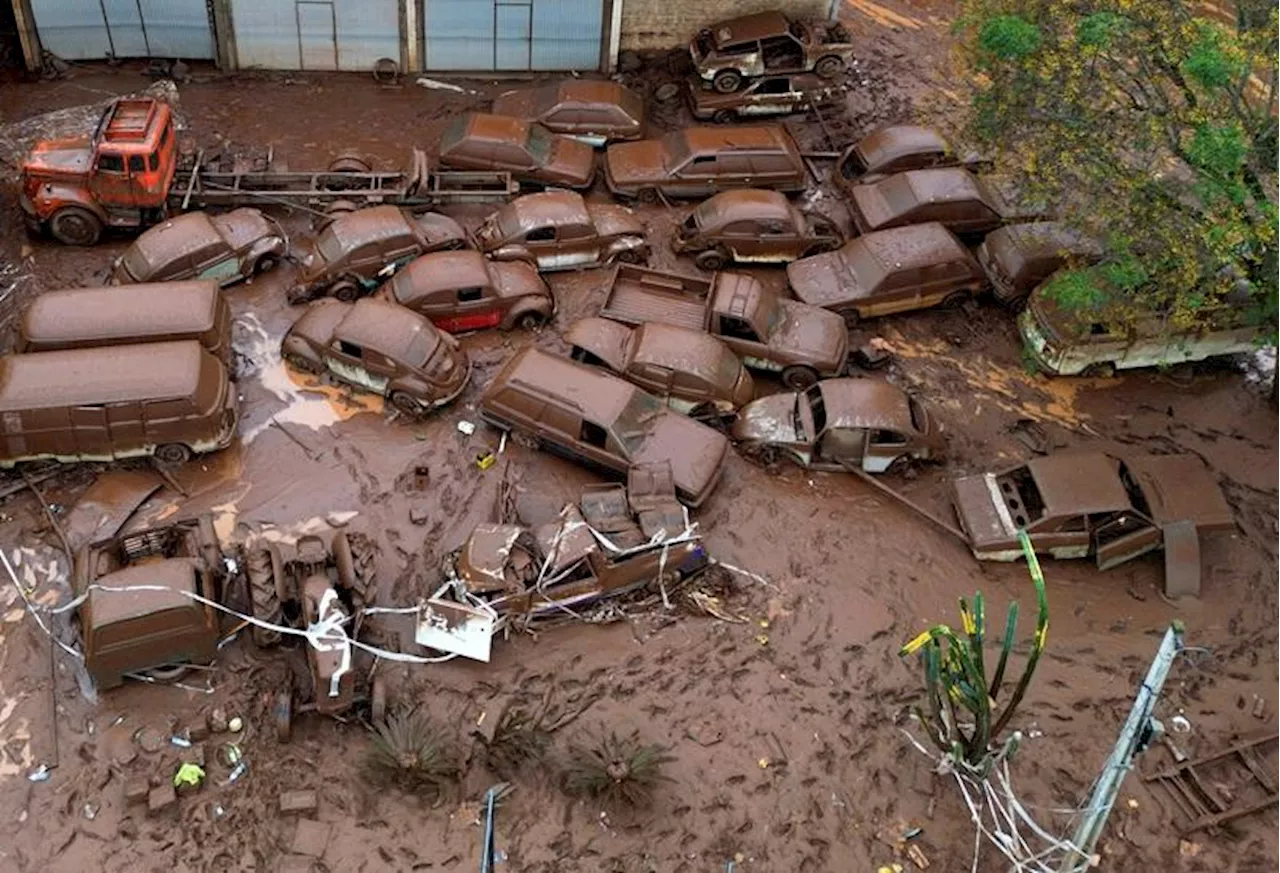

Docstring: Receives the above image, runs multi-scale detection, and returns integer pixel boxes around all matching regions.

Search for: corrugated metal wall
[229,0,400,71]
[29,0,214,60]
[425,0,602,70]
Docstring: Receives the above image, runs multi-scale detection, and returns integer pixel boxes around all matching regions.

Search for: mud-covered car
[566,317,754,420]
[672,189,841,270]
[834,125,989,190]
[732,378,943,473]
[951,451,1234,566]
[491,80,646,146]
[286,205,466,303]
[282,298,469,416]
[378,249,553,332]
[977,222,1102,310]
[786,223,987,326]
[438,112,596,189]
[691,11,854,93]
[688,73,838,123]
[846,168,1046,238]
[474,190,649,272]
[479,347,729,507]
[604,125,806,202]
[109,207,285,286]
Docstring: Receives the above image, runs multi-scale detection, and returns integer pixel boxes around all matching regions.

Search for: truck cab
[21,97,177,245]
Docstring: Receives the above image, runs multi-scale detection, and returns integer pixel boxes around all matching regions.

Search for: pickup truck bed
[599,265,710,331]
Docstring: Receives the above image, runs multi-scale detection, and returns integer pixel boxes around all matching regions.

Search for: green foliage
[563,729,675,807]
[1076,12,1129,50]
[978,15,1041,60]
[364,706,457,795]
[1186,122,1249,178]
[1181,22,1247,90]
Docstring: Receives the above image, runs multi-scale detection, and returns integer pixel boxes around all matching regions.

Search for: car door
[760,34,803,73]
[70,405,113,459]
[917,262,962,307]
[720,219,763,261]
[715,314,775,371]
[865,267,923,317]
[629,363,675,405]
[673,154,720,196]
[436,285,503,333]
[379,230,422,278]
[1092,512,1162,570]
[1031,514,1090,559]
[324,337,390,395]
[671,370,713,412]
[556,221,605,268]
[747,152,794,190]
[860,427,907,472]
[190,238,240,285]
[742,77,795,115]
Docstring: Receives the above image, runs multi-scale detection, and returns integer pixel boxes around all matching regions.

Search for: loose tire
[814,55,845,79]
[246,548,283,647]
[155,443,192,465]
[694,249,727,271]
[331,280,359,303]
[712,70,742,93]
[49,207,103,246]
[781,365,819,391]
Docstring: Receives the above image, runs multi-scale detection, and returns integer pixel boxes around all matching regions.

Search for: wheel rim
[517,312,543,330]
[256,255,278,274]
[639,189,659,204]
[54,210,99,245]
[713,111,734,124]
[816,57,843,78]
[156,444,190,465]
[783,368,817,390]
[333,282,359,302]
[713,72,740,93]
[696,252,724,271]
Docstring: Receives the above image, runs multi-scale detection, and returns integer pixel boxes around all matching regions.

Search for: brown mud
[0,3,1276,871]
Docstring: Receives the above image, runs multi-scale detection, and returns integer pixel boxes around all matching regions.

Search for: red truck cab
[21,97,177,245]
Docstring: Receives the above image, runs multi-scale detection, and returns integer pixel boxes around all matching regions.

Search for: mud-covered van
[0,341,238,466]
[17,281,233,366]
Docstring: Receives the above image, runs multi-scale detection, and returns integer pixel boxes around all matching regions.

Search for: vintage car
[672,189,842,270]
[834,125,989,191]
[565,317,754,421]
[490,80,646,146]
[379,250,553,332]
[282,298,470,416]
[687,73,838,123]
[951,451,1234,567]
[690,11,854,92]
[846,167,1045,238]
[604,125,806,202]
[437,112,596,189]
[473,190,648,272]
[732,378,943,473]
[479,347,729,507]
[286,205,466,303]
[109,207,285,286]
[977,222,1102,309]
[786,223,987,326]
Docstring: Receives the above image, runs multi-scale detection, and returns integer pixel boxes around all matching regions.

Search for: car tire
[781,365,819,390]
[49,207,103,246]
[712,109,736,124]
[815,56,846,79]
[331,280,360,302]
[941,291,969,310]
[614,248,645,265]
[246,548,283,647]
[1081,362,1117,378]
[273,690,293,744]
[389,391,424,416]
[839,308,860,328]
[282,351,318,374]
[654,82,681,104]
[254,253,279,274]
[712,70,742,93]
[516,310,547,331]
[155,443,192,465]
[637,188,661,205]
[694,249,727,271]
[143,663,190,683]
[745,443,782,473]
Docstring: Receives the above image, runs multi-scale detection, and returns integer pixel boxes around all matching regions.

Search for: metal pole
[1056,622,1184,872]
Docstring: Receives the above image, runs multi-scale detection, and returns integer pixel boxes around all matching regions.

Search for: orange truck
[21,97,516,246]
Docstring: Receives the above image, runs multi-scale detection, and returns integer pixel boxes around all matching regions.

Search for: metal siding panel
[101,0,148,56]
[334,0,399,71]
[229,0,301,68]
[530,0,600,70]
[494,3,529,70]
[425,0,494,71]
[297,1,336,69]
[136,0,214,58]
[30,0,112,59]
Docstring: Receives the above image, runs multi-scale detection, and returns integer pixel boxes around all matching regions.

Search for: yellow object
[900,630,932,656]
[877,865,904,873]
[475,451,496,470]
[757,757,770,769]
[173,762,205,788]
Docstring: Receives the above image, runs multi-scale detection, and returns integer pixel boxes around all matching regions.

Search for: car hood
[213,208,276,250]
[771,301,848,372]
[284,299,350,347]
[632,413,728,501]
[563,317,632,372]
[585,202,645,238]
[490,260,550,301]
[543,138,596,186]
[605,140,667,186]
[787,251,861,307]
[24,139,93,176]
[414,212,468,248]
[951,473,1014,550]
[731,392,802,445]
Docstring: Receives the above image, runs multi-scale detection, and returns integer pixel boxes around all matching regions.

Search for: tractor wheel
[340,532,378,607]
[49,207,103,246]
[246,548,283,647]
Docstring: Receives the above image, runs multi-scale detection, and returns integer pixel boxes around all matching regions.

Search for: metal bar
[1238,747,1277,794]
[181,148,203,211]
[134,0,150,57]
[1144,734,1279,778]
[839,462,970,544]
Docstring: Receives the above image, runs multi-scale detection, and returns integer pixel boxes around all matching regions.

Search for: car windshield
[612,389,665,456]
[757,294,784,338]
[804,383,827,435]
[995,466,1046,528]
[715,348,741,388]
[661,131,690,169]
[877,175,920,216]
[525,125,555,165]
[403,327,443,371]
[120,244,154,280]
[314,225,346,264]
[839,242,890,290]
[694,31,714,57]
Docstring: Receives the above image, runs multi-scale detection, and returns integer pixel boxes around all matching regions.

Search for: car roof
[888,167,986,205]
[556,79,628,106]
[0,340,210,410]
[632,323,736,383]
[324,205,411,252]
[507,190,590,229]
[679,125,792,154]
[132,211,223,265]
[694,189,795,227]
[710,10,791,45]
[857,125,950,165]
[89,559,199,628]
[336,298,440,361]
[853,222,969,270]
[22,281,220,341]
[986,221,1101,263]
[460,112,530,144]
[1024,453,1131,516]
[395,250,492,301]
[818,379,915,432]
[489,347,634,423]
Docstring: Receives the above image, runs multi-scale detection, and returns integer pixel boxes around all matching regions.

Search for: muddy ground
[0,2,1277,872]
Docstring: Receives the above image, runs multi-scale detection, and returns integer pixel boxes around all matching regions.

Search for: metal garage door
[230,0,400,71]
[30,0,214,60]
[426,0,602,71]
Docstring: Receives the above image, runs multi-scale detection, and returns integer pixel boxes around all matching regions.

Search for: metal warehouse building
[8,0,827,73]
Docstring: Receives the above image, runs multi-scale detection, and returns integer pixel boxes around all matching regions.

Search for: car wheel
[254,253,279,274]
[155,443,192,465]
[839,308,860,329]
[941,291,969,310]
[282,351,318,374]
[49,207,103,246]
[815,55,846,79]
[246,548,283,647]
[389,391,425,416]
[781,365,819,391]
[886,455,913,476]
[808,238,840,256]
[614,248,645,265]
[712,109,735,124]
[143,663,190,683]
[331,280,360,302]
[516,310,547,331]
[712,70,742,93]
[1081,362,1117,378]
[637,188,661,205]
[745,443,782,472]
[694,249,727,271]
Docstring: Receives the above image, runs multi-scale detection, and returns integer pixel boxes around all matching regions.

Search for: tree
[953,0,1278,337]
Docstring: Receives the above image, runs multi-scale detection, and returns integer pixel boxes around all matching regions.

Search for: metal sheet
[425,0,494,70]
[31,0,212,60]
[297,1,336,70]
[137,0,214,58]
[29,0,112,59]
[494,3,530,70]
[101,0,148,56]
[228,0,301,69]
[334,0,399,70]
[426,0,601,71]
[529,0,601,70]
[232,0,397,71]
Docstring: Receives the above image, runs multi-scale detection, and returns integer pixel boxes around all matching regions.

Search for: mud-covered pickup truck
[598,264,847,389]
[691,11,854,93]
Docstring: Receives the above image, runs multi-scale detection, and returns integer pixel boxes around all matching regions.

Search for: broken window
[457,287,484,302]
[526,227,556,242]
[580,420,608,448]
[719,315,759,342]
